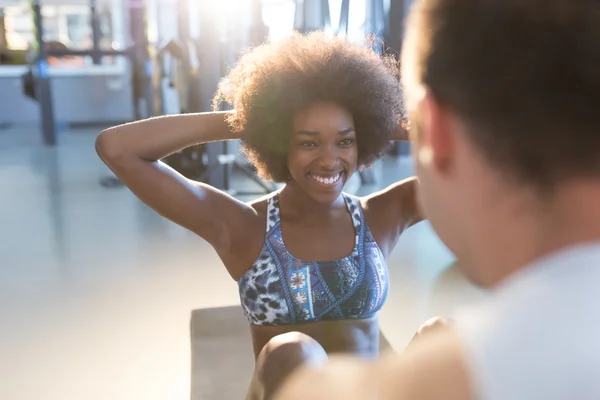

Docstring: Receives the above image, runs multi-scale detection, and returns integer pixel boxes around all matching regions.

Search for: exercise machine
[159,0,276,196]
[25,0,154,147]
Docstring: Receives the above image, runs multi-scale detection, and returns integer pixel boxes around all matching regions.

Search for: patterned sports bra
[238,192,389,326]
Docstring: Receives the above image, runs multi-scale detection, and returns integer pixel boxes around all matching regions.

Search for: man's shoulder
[457,243,600,325]
[452,243,600,400]
[275,329,474,400]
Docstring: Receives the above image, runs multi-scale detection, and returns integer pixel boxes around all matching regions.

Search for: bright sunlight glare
[204,0,246,24]
[205,0,297,41]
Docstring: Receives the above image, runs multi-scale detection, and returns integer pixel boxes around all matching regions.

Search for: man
[274,0,600,398]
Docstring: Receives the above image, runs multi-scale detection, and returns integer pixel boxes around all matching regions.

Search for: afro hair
[213,31,405,182]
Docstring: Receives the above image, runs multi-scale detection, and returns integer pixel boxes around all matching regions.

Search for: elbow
[95,129,124,163]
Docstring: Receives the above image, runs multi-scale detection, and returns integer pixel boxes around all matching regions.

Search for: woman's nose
[317,146,340,169]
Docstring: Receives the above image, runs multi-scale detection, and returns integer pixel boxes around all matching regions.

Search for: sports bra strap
[342,193,363,246]
[266,194,281,232]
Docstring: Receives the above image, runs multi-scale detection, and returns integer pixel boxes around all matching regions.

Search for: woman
[96,32,423,397]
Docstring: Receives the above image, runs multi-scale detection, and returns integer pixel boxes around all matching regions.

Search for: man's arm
[274,330,474,400]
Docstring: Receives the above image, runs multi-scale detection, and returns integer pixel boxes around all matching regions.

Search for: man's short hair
[404,0,600,191]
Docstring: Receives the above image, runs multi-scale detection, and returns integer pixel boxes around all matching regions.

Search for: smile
[309,172,342,185]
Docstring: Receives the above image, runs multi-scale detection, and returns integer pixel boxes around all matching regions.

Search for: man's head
[402,0,600,286]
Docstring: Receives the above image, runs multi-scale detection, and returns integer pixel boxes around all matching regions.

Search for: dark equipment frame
[28,0,154,147]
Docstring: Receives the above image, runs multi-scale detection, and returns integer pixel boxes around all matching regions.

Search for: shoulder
[275,329,474,400]
[359,177,419,216]
[220,192,276,279]
[246,194,270,216]
[354,177,422,256]
[247,191,282,228]
[453,259,600,400]
[375,329,475,400]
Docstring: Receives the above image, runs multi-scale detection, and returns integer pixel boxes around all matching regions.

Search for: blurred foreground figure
[275,0,600,399]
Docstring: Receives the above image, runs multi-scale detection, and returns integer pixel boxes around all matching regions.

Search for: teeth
[311,172,341,185]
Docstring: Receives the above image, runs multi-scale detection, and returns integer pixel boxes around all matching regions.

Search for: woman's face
[287,101,358,204]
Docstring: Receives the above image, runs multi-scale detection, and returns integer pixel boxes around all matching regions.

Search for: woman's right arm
[95,111,255,258]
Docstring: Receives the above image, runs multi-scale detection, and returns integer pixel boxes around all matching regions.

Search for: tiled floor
[0,128,486,400]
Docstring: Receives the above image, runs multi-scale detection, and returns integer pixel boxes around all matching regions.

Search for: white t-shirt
[454,243,600,400]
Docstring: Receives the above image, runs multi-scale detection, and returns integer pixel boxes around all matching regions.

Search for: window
[65,13,91,48]
[262,0,296,41]
[259,0,368,43]
[328,0,367,42]
[0,2,119,68]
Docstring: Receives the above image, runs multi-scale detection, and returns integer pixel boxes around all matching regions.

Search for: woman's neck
[279,182,345,217]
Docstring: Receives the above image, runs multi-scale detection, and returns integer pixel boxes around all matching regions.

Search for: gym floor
[0,127,486,400]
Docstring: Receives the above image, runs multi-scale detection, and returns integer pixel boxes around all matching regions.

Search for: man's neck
[474,180,600,288]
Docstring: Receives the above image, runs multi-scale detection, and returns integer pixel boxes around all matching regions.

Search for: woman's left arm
[364,177,424,232]
[361,123,424,255]
[378,120,423,227]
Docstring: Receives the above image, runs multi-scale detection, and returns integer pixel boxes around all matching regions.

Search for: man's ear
[392,118,410,141]
[415,91,455,174]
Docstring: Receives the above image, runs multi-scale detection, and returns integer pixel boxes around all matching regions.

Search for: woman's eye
[340,138,354,146]
[299,141,316,148]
